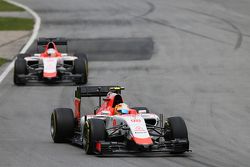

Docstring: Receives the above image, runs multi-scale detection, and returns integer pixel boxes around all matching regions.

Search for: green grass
[0,0,24,11]
[0,57,7,66]
[0,17,34,30]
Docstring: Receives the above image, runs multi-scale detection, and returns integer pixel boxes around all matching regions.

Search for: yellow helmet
[115,103,129,114]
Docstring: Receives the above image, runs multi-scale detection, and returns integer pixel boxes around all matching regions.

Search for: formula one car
[50,86,190,154]
[14,38,88,85]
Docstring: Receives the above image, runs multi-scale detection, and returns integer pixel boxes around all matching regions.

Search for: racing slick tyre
[131,107,150,113]
[83,119,106,154]
[17,53,30,59]
[13,56,27,85]
[51,108,75,143]
[74,53,88,85]
[165,116,189,154]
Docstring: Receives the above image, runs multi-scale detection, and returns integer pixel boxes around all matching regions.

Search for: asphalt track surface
[1,0,250,166]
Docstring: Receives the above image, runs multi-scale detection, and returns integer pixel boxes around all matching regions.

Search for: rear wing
[36,37,68,53]
[75,86,124,99]
[37,37,68,45]
[74,86,125,120]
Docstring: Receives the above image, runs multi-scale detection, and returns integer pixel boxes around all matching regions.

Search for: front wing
[69,132,190,154]
[94,139,190,154]
[17,72,82,82]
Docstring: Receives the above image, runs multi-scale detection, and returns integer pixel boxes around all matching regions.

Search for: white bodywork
[24,53,77,78]
[43,58,58,76]
[80,113,160,145]
[108,115,151,141]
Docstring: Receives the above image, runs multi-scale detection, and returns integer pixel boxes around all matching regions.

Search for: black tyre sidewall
[166,116,189,153]
[14,58,27,85]
[167,117,188,139]
[17,53,30,59]
[84,119,105,154]
[74,53,88,84]
[51,108,75,143]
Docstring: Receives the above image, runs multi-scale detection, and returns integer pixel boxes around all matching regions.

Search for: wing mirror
[138,110,147,114]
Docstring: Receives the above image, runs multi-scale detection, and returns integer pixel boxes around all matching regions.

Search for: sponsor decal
[134,126,146,133]
[131,119,141,123]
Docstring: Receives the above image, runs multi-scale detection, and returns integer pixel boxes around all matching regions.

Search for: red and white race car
[50,86,190,155]
[14,38,88,85]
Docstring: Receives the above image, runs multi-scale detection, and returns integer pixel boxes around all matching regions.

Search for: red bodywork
[96,93,122,116]
[40,42,62,57]
[94,92,137,115]
[74,92,137,122]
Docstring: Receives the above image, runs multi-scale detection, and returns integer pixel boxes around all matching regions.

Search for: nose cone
[43,72,57,78]
[43,58,58,78]
[132,137,153,145]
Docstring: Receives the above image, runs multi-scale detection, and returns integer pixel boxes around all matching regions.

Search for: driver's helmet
[47,48,56,56]
[114,103,129,115]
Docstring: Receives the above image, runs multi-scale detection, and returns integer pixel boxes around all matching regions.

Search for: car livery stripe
[96,142,101,153]
[132,137,153,145]
[43,72,57,78]
[74,98,81,120]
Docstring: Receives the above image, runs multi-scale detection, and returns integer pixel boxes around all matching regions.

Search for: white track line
[0,0,41,83]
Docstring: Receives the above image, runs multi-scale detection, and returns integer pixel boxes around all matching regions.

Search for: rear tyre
[14,56,27,85]
[50,108,75,143]
[83,119,106,154]
[74,53,88,85]
[165,116,189,154]
[131,107,150,113]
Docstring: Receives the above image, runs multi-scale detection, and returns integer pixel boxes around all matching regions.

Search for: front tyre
[13,57,27,85]
[83,119,106,154]
[165,116,189,154]
[74,53,88,84]
[51,108,75,143]
[17,53,30,59]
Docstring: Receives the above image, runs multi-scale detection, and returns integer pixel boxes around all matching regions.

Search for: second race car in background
[13,37,88,85]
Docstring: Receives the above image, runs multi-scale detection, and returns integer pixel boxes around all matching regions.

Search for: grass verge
[0,0,24,11]
[0,17,34,30]
[0,57,8,67]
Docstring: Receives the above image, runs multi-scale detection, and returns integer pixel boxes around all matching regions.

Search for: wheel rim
[85,60,88,76]
[50,113,56,138]
[84,122,90,152]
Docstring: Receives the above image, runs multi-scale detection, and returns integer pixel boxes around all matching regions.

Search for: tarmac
[0,10,32,60]
[1,0,250,166]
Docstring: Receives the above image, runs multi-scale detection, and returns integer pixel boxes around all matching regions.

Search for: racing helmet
[115,103,129,114]
[47,48,56,56]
